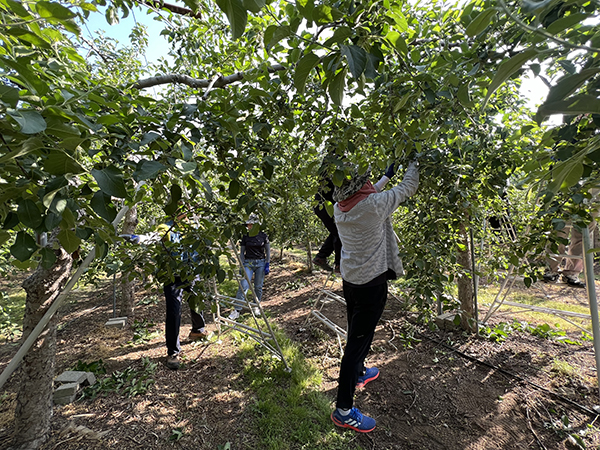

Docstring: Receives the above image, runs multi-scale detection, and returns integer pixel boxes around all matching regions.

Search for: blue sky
[81,6,172,65]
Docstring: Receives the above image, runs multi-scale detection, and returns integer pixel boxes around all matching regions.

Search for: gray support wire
[581,226,600,400]
[0,205,131,391]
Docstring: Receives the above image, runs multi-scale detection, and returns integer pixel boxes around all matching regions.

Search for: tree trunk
[12,247,72,450]
[306,239,313,272]
[457,222,476,332]
[119,206,137,317]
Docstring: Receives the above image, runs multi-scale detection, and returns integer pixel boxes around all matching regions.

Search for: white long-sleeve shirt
[334,162,419,285]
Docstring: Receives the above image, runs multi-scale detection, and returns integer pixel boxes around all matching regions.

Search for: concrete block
[86,372,96,385]
[54,382,79,397]
[435,312,461,331]
[53,392,76,405]
[105,317,127,328]
[55,371,88,385]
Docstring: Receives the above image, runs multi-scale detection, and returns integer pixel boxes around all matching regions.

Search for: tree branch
[132,64,286,90]
[137,0,202,18]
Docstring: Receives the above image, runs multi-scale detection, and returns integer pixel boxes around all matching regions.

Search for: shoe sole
[331,412,375,433]
[356,370,379,389]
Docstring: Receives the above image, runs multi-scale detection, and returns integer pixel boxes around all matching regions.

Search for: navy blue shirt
[241,232,269,260]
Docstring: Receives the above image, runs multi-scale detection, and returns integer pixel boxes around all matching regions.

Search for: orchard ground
[0,251,599,450]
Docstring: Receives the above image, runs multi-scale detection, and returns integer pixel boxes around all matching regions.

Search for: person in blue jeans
[229,215,271,320]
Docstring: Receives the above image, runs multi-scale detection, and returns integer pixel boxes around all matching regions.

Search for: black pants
[336,281,387,409]
[314,205,341,266]
[164,277,205,356]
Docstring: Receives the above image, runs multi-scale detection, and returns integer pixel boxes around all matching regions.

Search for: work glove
[120,234,140,244]
[384,162,396,179]
[264,262,270,275]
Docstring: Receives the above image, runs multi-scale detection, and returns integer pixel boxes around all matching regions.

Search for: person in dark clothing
[313,179,342,273]
[123,216,209,370]
[161,218,209,369]
[228,214,271,320]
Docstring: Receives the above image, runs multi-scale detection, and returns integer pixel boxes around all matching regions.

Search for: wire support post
[581,225,600,402]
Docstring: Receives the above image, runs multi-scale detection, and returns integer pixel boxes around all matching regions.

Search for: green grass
[550,358,580,379]
[478,286,592,333]
[231,323,363,450]
[0,287,26,342]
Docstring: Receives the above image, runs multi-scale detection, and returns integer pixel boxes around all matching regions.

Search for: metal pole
[470,226,479,335]
[0,205,130,390]
[581,225,600,400]
[112,272,117,318]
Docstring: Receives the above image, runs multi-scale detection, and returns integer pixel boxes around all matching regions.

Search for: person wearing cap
[228,215,271,320]
[330,160,419,433]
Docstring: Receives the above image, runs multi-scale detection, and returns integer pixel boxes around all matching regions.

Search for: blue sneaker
[331,407,376,433]
[356,367,379,389]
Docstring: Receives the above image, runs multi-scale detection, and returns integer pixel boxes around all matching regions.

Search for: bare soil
[1,254,599,450]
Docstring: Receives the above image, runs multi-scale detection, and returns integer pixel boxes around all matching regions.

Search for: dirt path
[0,256,599,449]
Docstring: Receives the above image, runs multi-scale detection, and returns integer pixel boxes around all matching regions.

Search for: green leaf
[215,0,248,40]
[45,212,62,230]
[262,160,274,179]
[10,231,37,262]
[58,229,81,254]
[465,8,496,37]
[35,1,76,20]
[313,4,333,24]
[91,192,117,222]
[0,137,43,164]
[0,84,19,108]
[40,247,57,270]
[482,48,537,108]
[536,95,600,123]
[164,184,183,216]
[6,28,51,48]
[457,83,471,106]
[0,59,49,96]
[548,160,584,193]
[545,70,600,103]
[229,179,240,198]
[7,109,47,134]
[243,0,265,13]
[91,165,127,198]
[328,69,346,106]
[341,45,367,80]
[43,150,85,175]
[133,160,166,181]
[105,6,119,25]
[97,114,121,126]
[296,0,314,20]
[293,52,320,94]
[323,27,354,47]
[17,199,43,229]
[266,25,291,49]
[546,12,588,34]
[139,132,161,146]
[7,0,31,17]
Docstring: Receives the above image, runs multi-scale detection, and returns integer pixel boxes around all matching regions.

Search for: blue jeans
[235,259,265,310]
